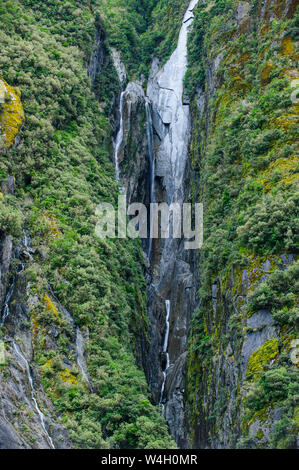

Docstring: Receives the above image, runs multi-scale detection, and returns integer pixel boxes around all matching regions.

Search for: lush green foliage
[95,0,190,76]
[0,0,175,449]
[186,0,298,449]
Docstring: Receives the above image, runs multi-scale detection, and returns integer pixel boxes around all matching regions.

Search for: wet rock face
[0,234,73,449]
[0,232,13,308]
[87,32,104,84]
[117,81,149,207]
[142,0,200,446]
[0,77,25,149]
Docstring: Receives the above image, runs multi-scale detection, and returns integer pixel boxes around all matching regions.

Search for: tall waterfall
[13,342,55,449]
[146,0,199,443]
[160,300,171,406]
[145,100,155,260]
[147,0,198,199]
[114,91,125,181]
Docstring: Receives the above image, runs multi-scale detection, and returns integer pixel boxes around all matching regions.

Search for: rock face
[114,80,149,206]
[143,0,200,447]
[0,231,73,449]
[114,4,201,445]
[0,77,24,149]
[111,48,127,85]
[185,0,298,450]
[188,256,296,449]
[87,32,104,84]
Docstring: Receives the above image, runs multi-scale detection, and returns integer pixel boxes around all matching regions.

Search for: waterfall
[22,230,33,260]
[146,0,199,439]
[12,341,55,449]
[147,0,199,197]
[1,278,16,325]
[114,91,125,181]
[1,230,30,325]
[145,100,155,260]
[159,300,171,406]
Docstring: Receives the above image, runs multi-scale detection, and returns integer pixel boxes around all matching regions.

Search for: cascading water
[159,300,171,406]
[1,278,16,325]
[114,91,125,181]
[12,341,55,449]
[145,100,155,260]
[1,230,30,325]
[145,0,199,444]
[147,0,199,197]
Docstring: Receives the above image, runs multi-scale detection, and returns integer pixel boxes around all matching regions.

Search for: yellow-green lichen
[0,77,25,149]
[39,215,62,240]
[281,37,294,56]
[261,63,274,85]
[43,294,59,317]
[247,339,279,379]
[60,369,78,384]
[256,428,265,440]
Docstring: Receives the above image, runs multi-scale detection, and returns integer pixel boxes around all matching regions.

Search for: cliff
[185,0,298,449]
[0,0,297,450]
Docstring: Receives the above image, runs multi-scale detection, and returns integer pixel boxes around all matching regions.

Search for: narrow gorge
[0,0,298,451]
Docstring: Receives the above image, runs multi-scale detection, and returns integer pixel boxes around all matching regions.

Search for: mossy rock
[0,77,24,149]
[246,338,279,379]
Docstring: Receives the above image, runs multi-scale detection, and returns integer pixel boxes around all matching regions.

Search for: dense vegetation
[0,0,176,449]
[186,0,298,448]
[96,0,190,76]
[0,0,297,450]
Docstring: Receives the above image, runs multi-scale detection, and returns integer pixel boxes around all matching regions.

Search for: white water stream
[114,91,125,181]
[1,231,31,325]
[147,0,199,199]
[12,341,55,449]
[145,100,155,260]
[159,300,171,406]
[147,0,199,414]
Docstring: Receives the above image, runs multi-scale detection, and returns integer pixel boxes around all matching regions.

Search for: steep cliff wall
[0,0,176,449]
[0,0,297,451]
[185,0,298,449]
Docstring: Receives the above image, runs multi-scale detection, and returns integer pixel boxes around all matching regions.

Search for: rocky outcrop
[111,48,127,85]
[0,77,24,149]
[114,80,150,209]
[185,0,298,449]
[0,229,74,449]
[143,0,200,447]
[87,32,104,84]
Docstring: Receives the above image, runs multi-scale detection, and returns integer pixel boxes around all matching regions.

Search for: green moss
[186,0,298,448]
[0,0,176,450]
[256,428,265,440]
[0,77,24,149]
[247,339,279,379]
